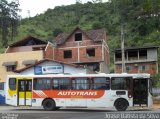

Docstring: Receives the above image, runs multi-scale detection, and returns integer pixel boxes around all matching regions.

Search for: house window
[2,61,17,72]
[64,50,72,59]
[139,65,148,71]
[115,52,122,61]
[86,48,95,57]
[128,50,138,60]
[6,66,16,72]
[116,65,122,70]
[87,63,100,72]
[126,66,132,72]
[26,40,36,45]
[139,50,147,60]
[75,33,82,41]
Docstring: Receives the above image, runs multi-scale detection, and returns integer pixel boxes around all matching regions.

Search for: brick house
[114,46,159,75]
[54,27,110,73]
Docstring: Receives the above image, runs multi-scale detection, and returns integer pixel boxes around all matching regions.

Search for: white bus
[5,73,153,111]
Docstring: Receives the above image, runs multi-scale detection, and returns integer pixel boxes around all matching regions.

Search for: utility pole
[121,25,126,73]
[27,10,30,18]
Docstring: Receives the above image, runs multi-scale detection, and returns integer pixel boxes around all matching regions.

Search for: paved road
[0,106,160,119]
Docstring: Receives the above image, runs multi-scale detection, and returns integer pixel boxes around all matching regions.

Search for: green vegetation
[152,74,160,87]
[0,0,20,47]
[0,0,160,74]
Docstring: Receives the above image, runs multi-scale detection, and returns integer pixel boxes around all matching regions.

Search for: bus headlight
[128,95,132,98]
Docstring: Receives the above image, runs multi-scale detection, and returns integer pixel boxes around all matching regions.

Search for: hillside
[0,1,160,72]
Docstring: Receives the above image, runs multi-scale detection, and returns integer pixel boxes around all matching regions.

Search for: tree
[0,0,20,47]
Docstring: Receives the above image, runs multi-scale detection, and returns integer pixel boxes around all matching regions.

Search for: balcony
[114,49,153,64]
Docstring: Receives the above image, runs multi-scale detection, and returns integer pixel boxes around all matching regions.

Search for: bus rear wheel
[114,98,128,111]
[42,99,56,111]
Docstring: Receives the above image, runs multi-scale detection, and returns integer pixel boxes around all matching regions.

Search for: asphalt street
[0,106,160,119]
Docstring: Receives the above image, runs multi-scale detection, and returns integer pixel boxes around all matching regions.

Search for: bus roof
[7,73,150,79]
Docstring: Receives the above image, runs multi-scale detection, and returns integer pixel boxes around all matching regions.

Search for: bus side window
[52,79,59,89]
[59,78,70,90]
[9,78,16,90]
[52,78,70,90]
[92,77,110,90]
[34,78,51,90]
[111,77,130,90]
[72,78,89,90]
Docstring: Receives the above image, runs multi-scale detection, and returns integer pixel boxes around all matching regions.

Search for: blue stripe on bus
[0,94,5,104]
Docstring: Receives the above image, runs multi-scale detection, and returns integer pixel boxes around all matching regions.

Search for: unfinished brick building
[114,46,159,75]
[54,27,110,73]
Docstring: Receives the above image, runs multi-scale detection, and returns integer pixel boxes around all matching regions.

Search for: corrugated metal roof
[22,60,37,65]
[2,61,17,66]
[14,58,84,73]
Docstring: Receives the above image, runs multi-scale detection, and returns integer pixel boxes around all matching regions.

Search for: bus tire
[42,99,56,111]
[114,98,128,111]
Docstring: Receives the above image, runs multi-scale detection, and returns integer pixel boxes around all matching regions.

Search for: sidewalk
[153,96,160,110]
[153,103,160,109]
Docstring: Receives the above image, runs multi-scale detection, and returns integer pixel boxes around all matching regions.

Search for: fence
[152,88,160,96]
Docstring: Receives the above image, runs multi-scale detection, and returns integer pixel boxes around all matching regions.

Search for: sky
[7,0,107,18]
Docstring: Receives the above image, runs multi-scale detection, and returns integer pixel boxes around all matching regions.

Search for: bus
[5,73,153,111]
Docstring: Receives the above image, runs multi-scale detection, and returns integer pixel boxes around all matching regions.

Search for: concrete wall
[100,62,109,73]
[0,51,44,82]
[147,49,158,61]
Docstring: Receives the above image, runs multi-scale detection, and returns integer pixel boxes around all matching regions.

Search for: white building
[14,59,93,75]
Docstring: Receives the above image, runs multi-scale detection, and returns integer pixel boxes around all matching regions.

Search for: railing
[152,88,160,96]
[115,57,155,63]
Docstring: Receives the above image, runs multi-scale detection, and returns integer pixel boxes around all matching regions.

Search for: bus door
[18,79,32,106]
[133,78,148,106]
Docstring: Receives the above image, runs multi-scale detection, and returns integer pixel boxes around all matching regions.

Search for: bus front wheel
[114,98,128,111]
[42,99,56,111]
